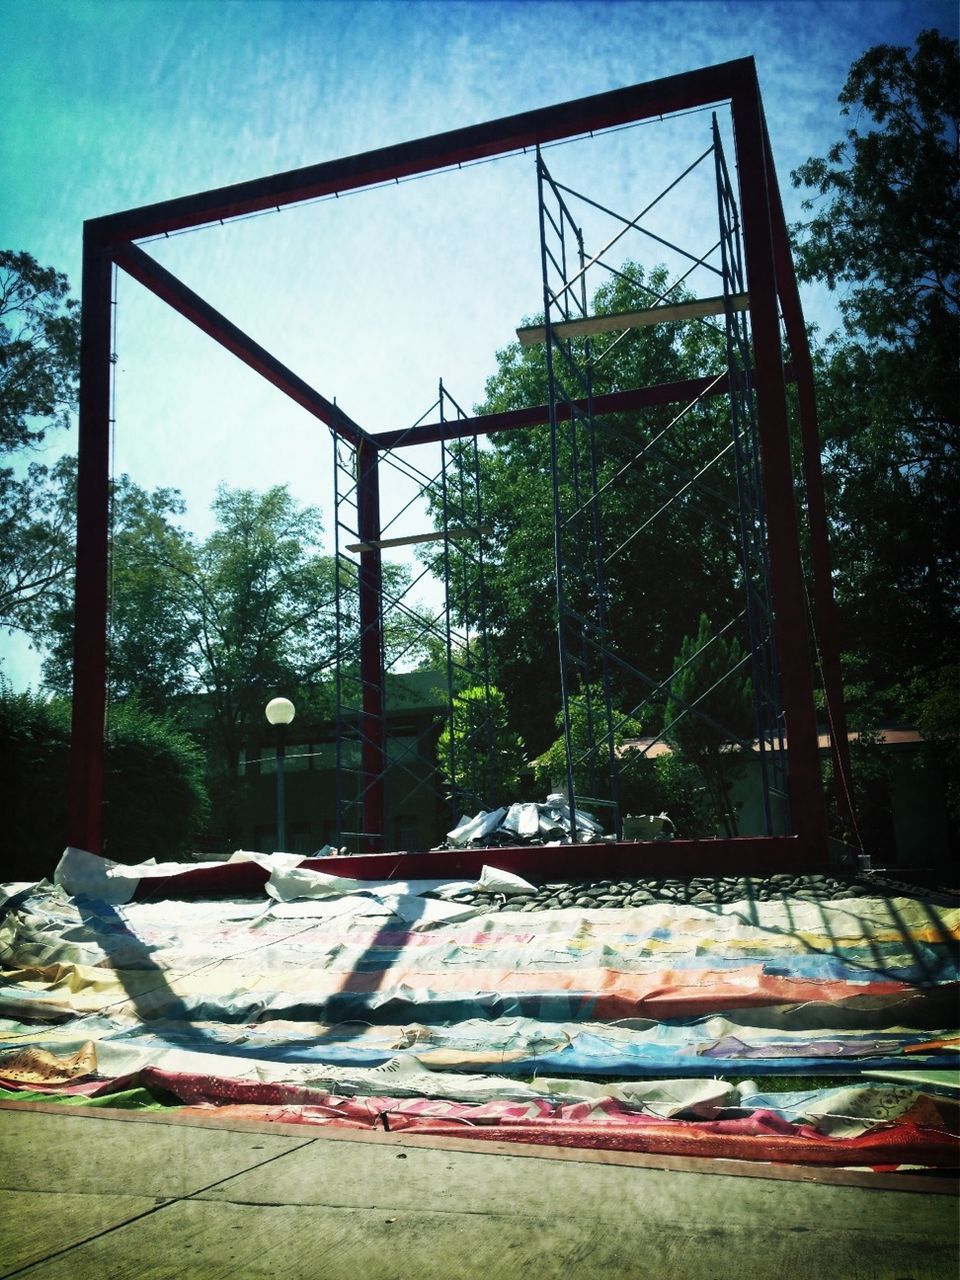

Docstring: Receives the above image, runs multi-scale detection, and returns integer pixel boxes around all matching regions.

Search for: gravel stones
[450,870,957,912]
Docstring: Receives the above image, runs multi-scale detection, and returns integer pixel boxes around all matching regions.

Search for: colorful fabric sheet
[1,856,958,1167]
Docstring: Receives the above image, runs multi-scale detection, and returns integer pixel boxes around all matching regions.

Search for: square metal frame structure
[70,57,851,863]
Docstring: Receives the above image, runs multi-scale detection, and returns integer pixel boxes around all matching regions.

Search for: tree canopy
[459,263,742,755]
[0,455,74,641]
[43,482,341,771]
[0,250,80,451]
[791,30,959,701]
[0,251,80,643]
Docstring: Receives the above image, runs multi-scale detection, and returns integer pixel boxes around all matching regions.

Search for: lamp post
[265,697,295,852]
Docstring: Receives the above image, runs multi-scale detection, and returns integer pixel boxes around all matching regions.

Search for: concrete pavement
[1,1105,956,1279]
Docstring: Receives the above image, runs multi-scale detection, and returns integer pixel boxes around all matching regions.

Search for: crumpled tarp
[2,851,958,1167]
[446,796,606,848]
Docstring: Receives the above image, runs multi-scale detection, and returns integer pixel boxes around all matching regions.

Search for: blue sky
[2,0,956,688]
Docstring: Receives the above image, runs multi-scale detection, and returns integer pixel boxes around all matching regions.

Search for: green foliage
[0,251,79,645]
[1,455,75,641]
[531,687,715,835]
[615,751,713,839]
[910,662,960,824]
[532,686,644,797]
[791,31,957,347]
[42,482,343,770]
[437,684,526,809]
[455,263,737,753]
[821,724,896,861]
[102,699,210,862]
[0,689,70,880]
[662,613,754,837]
[791,31,959,702]
[0,250,80,451]
[0,691,209,878]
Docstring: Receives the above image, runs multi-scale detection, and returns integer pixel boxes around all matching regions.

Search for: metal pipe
[758,116,855,833]
[276,730,287,852]
[370,372,777,450]
[112,241,369,448]
[357,443,386,852]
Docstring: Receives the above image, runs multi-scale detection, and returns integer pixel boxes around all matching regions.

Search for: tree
[180,485,341,775]
[449,264,741,754]
[532,685,643,799]
[661,612,754,837]
[0,689,209,876]
[0,251,80,646]
[437,684,526,810]
[41,473,194,707]
[0,455,74,641]
[791,31,959,701]
[44,482,341,773]
[619,750,714,840]
[43,479,431,797]
[0,250,80,451]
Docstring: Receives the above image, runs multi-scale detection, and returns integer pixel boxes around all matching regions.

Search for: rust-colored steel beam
[112,241,369,447]
[373,366,796,450]
[89,60,750,244]
[374,376,731,450]
[68,234,113,854]
[760,117,854,830]
[72,54,837,868]
[132,835,821,900]
[731,72,828,857]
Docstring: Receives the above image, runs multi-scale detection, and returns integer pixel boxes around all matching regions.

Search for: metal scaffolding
[331,384,494,852]
[529,118,794,841]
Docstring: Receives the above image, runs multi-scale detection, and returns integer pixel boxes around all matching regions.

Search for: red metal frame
[71,56,845,867]
[371,369,795,451]
[132,835,822,901]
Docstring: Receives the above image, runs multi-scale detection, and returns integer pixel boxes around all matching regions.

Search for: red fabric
[168,1100,959,1167]
[132,1069,960,1167]
[8,1063,956,1168]
[376,1116,959,1166]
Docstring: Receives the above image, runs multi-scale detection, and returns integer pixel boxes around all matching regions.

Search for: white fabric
[53,848,229,904]
[470,865,538,896]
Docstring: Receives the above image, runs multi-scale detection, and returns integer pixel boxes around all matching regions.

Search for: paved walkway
[1,1106,956,1279]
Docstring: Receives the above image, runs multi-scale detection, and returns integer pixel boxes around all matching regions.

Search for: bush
[533,687,644,799]
[618,750,715,838]
[437,685,526,810]
[0,691,209,881]
[102,699,210,862]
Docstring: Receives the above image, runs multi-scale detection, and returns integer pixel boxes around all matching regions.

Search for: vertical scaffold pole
[68,230,113,855]
[537,147,579,840]
[357,441,386,852]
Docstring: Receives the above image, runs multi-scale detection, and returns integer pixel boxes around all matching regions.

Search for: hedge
[0,691,209,881]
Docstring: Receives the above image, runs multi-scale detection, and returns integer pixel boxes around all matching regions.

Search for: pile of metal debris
[441,795,607,848]
[438,796,679,849]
